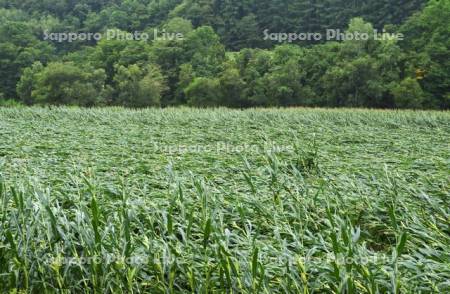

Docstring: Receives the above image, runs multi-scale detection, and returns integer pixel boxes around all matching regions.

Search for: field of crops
[0,107,449,293]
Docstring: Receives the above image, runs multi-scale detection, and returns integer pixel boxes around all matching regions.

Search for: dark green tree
[185,77,220,107]
[18,62,107,106]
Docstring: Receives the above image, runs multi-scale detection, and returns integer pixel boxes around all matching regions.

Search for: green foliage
[259,46,310,106]
[218,67,247,107]
[90,37,135,82]
[0,0,447,109]
[185,77,220,107]
[183,26,226,77]
[0,98,23,107]
[163,16,193,35]
[16,62,44,105]
[225,13,262,50]
[0,107,449,292]
[323,56,384,107]
[177,63,195,103]
[391,77,425,109]
[0,91,23,107]
[400,0,450,109]
[173,0,425,49]
[18,62,107,106]
[0,18,54,99]
[114,64,167,107]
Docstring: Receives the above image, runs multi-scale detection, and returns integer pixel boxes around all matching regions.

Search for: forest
[0,0,448,109]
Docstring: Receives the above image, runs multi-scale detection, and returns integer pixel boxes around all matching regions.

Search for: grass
[0,107,449,293]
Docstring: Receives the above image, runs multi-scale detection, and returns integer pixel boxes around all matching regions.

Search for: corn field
[0,107,449,293]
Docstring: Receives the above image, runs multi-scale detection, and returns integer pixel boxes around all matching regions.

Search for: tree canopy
[0,0,448,109]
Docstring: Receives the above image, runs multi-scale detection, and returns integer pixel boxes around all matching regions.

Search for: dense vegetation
[0,0,448,109]
[1,2,448,292]
[0,107,449,292]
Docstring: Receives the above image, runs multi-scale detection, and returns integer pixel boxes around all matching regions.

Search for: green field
[0,107,449,293]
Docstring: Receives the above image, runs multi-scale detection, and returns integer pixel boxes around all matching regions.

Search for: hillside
[0,0,448,108]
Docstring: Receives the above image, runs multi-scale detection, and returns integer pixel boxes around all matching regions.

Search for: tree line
[0,0,448,109]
